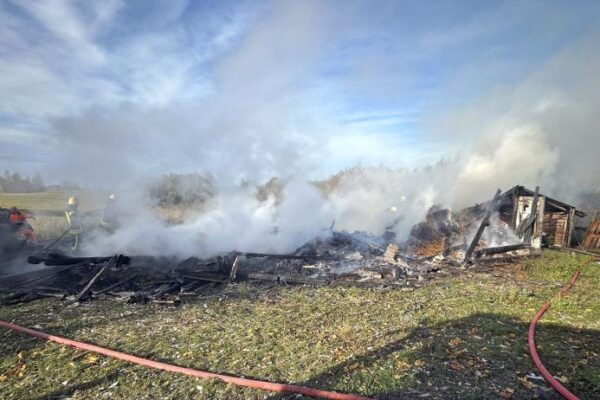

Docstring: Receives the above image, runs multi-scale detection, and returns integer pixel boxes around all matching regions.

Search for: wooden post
[464,189,502,263]
[522,186,540,244]
[566,208,576,247]
[229,256,241,282]
[73,256,117,302]
[510,187,519,229]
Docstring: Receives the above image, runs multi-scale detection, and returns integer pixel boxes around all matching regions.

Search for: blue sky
[1,0,599,185]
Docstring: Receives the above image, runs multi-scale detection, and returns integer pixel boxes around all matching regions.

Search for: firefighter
[65,196,83,251]
[100,193,119,232]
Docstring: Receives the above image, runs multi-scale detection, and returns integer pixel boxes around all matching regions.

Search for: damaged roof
[469,185,585,218]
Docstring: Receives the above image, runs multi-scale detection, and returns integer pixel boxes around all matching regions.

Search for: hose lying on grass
[0,320,374,400]
[2,255,595,399]
[527,257,598,400]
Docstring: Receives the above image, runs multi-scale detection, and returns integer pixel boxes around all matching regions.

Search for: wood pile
[0,217,537,307]
[0,252,270,306]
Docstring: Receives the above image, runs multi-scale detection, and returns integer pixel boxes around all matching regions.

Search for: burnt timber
[463,185,583,248]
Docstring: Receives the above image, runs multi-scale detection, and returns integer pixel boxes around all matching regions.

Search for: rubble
[0,222,537,307]
[2,186,562,306]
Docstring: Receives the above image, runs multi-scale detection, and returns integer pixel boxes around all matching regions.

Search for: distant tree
[147,173,216,207]
[0,170,48,193]
[58,179,81,191]
[31,174,45,191]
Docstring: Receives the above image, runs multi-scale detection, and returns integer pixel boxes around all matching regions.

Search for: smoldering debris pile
[0,228,533,307]
[1,187,549,306]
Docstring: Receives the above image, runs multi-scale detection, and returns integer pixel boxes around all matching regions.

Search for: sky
[1,0,600,189]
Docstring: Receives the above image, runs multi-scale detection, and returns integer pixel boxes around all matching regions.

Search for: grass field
[0,192,106,240]
[0,192,201,239]
[0,192,106,212]
[1,251,598,399]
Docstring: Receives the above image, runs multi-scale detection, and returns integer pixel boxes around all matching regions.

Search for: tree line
[0,170,80,193]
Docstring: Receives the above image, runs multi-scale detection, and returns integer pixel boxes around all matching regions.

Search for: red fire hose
[1,257,594,399]
[0,320,373,400]
[527,258,596,400]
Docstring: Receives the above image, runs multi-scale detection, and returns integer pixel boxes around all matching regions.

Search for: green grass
[0,192,105,212]
[0,251,598,399]
[0,191,204,238]
[0,192,106,240]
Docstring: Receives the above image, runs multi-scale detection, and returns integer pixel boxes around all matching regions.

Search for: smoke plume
[1,1,600,256]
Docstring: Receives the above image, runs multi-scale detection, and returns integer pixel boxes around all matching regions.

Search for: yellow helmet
[67,196,79,206]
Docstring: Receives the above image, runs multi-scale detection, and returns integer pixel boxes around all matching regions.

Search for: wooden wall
[543,212,568,247]
[583,219,600,249]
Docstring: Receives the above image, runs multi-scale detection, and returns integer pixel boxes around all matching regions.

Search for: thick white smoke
[84,181,336,257]
[3,2,599,257]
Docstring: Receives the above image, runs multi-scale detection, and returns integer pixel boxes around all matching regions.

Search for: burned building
[465,185,584,248]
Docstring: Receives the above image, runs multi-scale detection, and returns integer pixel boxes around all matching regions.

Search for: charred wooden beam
[194,282,216,294]
[515,186,540,243]
[73,256,119,302]
[152,282,180,296]
[31,286,65,293]
[245,272,279,282]
[474,253,541,265]
[28,253,131,266]
[475,243,527,257]
[151,299,181,305]
[1,291,42,305]
[245,272,330,286]
[229,256,241,282]
[33,290,66,299]
[77,265,102,286]
[14,262,89,287]
[92,274,138,297]
[181,273,228,283]
[236,252,316,259]
[464,188,502,263]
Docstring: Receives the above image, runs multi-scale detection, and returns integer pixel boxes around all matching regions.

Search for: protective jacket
[65,205,83,234]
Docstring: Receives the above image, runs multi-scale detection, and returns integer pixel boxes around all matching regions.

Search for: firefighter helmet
[67,196,79,206]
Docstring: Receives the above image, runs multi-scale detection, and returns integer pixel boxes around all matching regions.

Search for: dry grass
[0,192,106,240]
[0,251,598,399]
[0,192,105,212]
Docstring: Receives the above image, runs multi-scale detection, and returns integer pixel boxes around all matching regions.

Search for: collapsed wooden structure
[6,184,578,306]
[0,252,308,306]
[0,228,539,306]
[464,185,584,249]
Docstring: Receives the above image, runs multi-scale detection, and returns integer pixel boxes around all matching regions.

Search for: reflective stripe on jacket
[65,209,83,234]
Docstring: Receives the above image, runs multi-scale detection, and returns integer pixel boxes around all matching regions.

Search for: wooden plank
[566,208,576,247]
[464,189,502,263]
[181,273,228,283]
[476,243,528,257]
[238,252,315,259]
[92,274,138,297]
[583,219,600,249]
[543,212,567,247]
[516,186,540,242]
[229,256,241,282]
[73,257,115,302]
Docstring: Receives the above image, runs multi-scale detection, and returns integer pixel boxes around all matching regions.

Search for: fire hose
[31,228,70,256]
[1,257,595,399]
[0,320,373,400]
[527,257,598,400]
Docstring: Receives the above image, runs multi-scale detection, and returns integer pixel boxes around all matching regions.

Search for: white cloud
[0,0,598,203]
